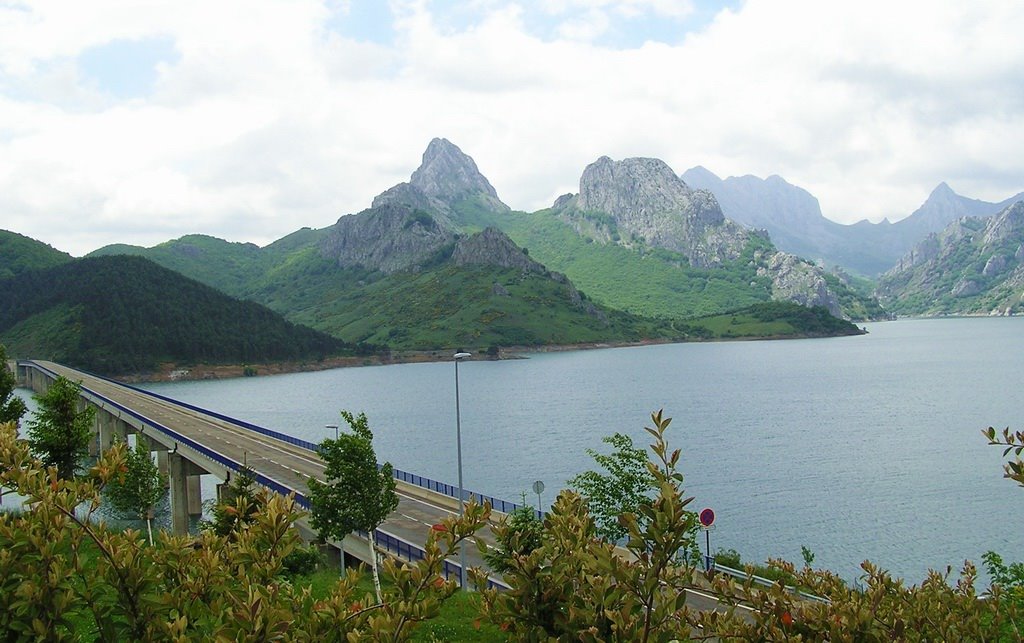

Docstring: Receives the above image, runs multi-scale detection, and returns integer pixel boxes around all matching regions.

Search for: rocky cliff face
[320,203,456,273]
[560,156,749,268]
[556,155,854,317]
[409,138,509,212]
[757,252,841,317]
[324,139,515,273]
[685,168,1024,277]
[452,227,544,273]
[878,201,1024,315]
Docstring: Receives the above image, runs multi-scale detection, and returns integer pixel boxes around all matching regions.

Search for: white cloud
[0,0,1023,257]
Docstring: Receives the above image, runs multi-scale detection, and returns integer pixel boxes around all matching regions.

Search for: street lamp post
[326,424,338,440]
[453,351,471,589]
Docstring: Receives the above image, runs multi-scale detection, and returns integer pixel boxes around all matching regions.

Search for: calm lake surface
[47,317,1024,583]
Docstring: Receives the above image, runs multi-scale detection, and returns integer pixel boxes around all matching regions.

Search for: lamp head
[453,352,472,360]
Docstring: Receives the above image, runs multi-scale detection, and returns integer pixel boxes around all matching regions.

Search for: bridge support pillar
[187,475,202,516]
[169,453,208,534]
[97,413,113,454]
[169,453,189,535]
[169,452,190,536]
[144,436,171,487]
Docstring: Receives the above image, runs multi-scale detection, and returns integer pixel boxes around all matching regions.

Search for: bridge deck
[29,361,499,583]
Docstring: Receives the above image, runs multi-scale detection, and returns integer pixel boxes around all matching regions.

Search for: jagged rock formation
[323,139,513,273]
[452,227,544,273]
[553,155,850,317]
[878,201,1024,315]
[561,156,748,268]
[320,203,457,274]
[756,252,841,317]
[409,138,509,213]
[685,167,1024,276]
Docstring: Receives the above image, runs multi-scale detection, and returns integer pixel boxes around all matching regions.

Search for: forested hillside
[0,229,73,279]
[0,255,357,374]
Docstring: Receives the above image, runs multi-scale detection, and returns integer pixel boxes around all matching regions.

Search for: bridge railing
[76,369,542,519]
[18,360,511,590]
[713,563,830,604]
[18,361,309,507]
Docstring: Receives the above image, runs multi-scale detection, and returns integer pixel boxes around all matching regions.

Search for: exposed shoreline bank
[117,329,867,384]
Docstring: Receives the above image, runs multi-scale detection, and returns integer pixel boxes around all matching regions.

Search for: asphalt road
[31,361,736,615]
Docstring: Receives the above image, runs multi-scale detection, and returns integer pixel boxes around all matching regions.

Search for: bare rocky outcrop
[757,252,842,317]
[320,203,456,274]
[878,201,1024,315]
[452,227,544,273]
[564,156,749,268]
[409,138,509,212]
[555,154,851,316]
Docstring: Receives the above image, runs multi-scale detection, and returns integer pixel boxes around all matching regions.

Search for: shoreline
[118,329,867,384]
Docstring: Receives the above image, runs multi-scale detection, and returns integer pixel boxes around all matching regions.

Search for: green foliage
[309,410,400,602]
[0,344,27,424]
[450,200,882,322]
[475,410,701,641]
[26,375,95,479]
[0,254,356,374]
[482,504,542,574]
[569,432,657,542]
[984,425,1024,487]
[689,301,864,339]
[297,263,675,350]
[281,544,325,578]
[0,229,73,280]
[0,420,491,641]
[801,544,816,568]
[201,465,261,538]
[309,411,400,541]
[104,439,167,545]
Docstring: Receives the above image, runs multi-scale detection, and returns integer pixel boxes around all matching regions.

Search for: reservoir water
[19,317,1024,583]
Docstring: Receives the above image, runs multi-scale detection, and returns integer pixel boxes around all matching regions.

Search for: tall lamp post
[326,424,339,440]
[453,351,471,589]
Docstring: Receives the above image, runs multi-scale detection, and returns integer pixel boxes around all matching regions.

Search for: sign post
[532,480,545,514]
[699,508,716,572]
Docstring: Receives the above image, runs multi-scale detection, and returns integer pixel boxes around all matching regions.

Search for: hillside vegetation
[0,229,73,279]
[0,255,356,374]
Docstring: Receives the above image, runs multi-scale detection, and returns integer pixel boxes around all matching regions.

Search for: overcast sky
[2,0,1023,256]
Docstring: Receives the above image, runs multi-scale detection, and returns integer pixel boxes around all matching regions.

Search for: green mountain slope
[89,234,272,298]
[0,229,74,280]
[877,201,1024,315]
[0,255,355,374]
[450,199,775,318]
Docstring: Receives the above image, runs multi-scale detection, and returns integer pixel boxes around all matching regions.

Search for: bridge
[10,360,737,614]
[13,360,525,588]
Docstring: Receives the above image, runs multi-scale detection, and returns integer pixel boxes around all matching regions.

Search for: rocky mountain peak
[929,181,955,198]
[409,138,509,211]
[572,156,731,262]
[320,203,457,274]
[452,227,544,273]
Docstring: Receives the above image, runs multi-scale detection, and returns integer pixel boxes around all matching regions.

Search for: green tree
[569,431,656,541]
[482,502,543,574]
[105,439,167,545]
[308,410,399,604]
[202,464,261,538]
[477,410,701,641]
[26,375,95,479]
[0,345,27,425]
[0,420,488,640]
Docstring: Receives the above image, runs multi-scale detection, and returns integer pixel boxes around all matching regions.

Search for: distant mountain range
[1,139,879,373]
[683,167,1024,277]
[876,201,1024,315]
[85,138,882,332]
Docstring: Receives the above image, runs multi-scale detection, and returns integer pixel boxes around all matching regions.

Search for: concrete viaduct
[12,359,518,587]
